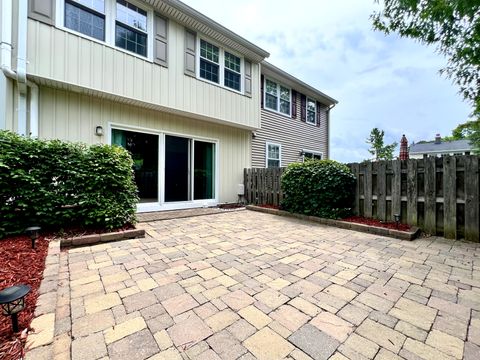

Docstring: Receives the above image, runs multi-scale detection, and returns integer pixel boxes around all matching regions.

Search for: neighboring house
[252,62,337,168]
[409,134,473,159]
[1,0,269,212]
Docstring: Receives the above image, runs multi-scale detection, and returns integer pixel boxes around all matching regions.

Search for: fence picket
[377,161,387,221]
[407,159,418,226]
[424,156,436,235]
[465,156,479,242]
[443,156,457,239]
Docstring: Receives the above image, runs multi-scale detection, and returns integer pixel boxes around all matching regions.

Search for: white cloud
[186,0,472,162]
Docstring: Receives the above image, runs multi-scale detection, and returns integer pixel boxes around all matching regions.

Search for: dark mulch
[0,235,49,360]
[342,216,411,231]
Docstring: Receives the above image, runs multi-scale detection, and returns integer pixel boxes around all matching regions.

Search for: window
[115,0,148,56]
[224,52,241,91]
[264,78,290,116]
[303,151,322,161]
[200,40,220,83]
[198,39,243,92]
[306,98,316,125]
[64,0,105,41]
[266,143,281,168]
[61,0,152,58]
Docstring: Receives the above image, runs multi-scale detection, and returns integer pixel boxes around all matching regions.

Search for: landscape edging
[246,205,420,240]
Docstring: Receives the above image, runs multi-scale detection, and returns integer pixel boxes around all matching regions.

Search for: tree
[372,0,480,115]
[366,128,398,160]
[444,120,480,153]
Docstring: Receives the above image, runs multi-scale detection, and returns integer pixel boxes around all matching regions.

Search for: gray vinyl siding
[252,91,329,167]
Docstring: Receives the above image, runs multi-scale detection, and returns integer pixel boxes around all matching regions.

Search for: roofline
[261,61,338,105]
[162,0,270,60]
[410,148,472,155]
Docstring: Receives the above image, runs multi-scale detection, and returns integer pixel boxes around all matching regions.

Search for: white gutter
[28,81,39,138]
[1,0,29,136]
[16,0,28,136]
[0,0,13,130]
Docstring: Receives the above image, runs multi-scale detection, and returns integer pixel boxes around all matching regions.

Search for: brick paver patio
[30,210,480,359]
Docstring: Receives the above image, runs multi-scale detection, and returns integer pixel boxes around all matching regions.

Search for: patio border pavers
[60,229,145,249]
[246,205,421,240]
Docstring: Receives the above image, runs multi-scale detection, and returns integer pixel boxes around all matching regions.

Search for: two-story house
[1,0,269,212]
[253,62,337,168]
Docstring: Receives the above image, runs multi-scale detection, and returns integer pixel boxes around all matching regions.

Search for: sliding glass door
[112,128,216,208]
[112,129,159,203]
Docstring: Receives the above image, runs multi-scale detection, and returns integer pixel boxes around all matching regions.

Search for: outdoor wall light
[394,214,401,229]
[0,285,31,332]
[95,125,104,136]
[25,226,41,249]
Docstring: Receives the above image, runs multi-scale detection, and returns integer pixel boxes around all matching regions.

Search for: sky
[186,0,473,163]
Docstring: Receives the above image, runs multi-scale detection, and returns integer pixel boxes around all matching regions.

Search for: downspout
[0,0,13,130]
[28,81,38,137]
[326,103,336,160]
[1,0,28,136]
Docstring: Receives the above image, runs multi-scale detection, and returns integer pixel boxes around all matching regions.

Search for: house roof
[261,61,338,106]
[146,0,270,62]
[409,139,473,154]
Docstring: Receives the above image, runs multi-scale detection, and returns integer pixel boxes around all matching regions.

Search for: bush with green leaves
[0,130,139,238]
[281,160,356,219]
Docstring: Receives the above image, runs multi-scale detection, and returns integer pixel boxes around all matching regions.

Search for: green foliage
[281,160,356,219]
[372,0,480,116]
[0,130,139,238]
[366,128,398,160]
[442,120,480,154]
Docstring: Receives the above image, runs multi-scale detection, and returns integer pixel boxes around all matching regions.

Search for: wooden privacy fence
[244,168,285,206]
[349,155,479,242]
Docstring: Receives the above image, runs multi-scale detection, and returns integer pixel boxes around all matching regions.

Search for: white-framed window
[198,38,243,93]
[266,142,281,168]
[302,150,322,161]
[306,97,316,125]
[264,78,291,116]
[58,0,154,60]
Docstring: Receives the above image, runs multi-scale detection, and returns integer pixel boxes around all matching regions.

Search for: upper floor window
[62,0,151,58]
[65,0,105,41]
[198,39,243,92]
[115,0,147,56]
[306,97,316,125]
[264,78,290,116]
[200,40,220,83]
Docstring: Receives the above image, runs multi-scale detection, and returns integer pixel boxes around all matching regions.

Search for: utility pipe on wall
[16,0,28,137]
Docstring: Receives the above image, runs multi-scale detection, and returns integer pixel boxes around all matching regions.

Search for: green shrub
[0,130,139,238]
[281,160,356,219]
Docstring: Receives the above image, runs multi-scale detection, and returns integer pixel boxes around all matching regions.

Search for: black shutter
[316,102,321,127]
[291,90,297,119]
[300,94,306,122]
[260,75,264,108]
[185,30,196,77]
[244,61,252,97]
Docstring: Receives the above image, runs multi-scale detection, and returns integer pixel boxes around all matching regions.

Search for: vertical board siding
[27,19,261,130]
[38,87,251,203]
[349,156,479,241]
[251,91,329,167]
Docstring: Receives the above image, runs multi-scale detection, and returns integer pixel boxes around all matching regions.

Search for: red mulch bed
[0,235,49,360]
[342,216,411,231]
[258,204,281,210]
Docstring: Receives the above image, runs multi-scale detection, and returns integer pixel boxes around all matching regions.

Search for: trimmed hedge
[281,159,356,219]
[0,131,139,238]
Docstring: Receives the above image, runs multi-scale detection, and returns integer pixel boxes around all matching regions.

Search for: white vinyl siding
[27,18,261,129]
[37,87,252,204]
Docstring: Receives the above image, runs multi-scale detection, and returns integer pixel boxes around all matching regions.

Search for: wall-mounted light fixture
[95,126,104,136]
[251,131,257,139]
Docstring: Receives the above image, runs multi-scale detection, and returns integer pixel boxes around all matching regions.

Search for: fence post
[464,156,479,242]
[364,162,373,218]
[424,156,436,235]
[377,161,387,221]
[443,156,457,239]
[407,159,418,226]
[351,163,360,215]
